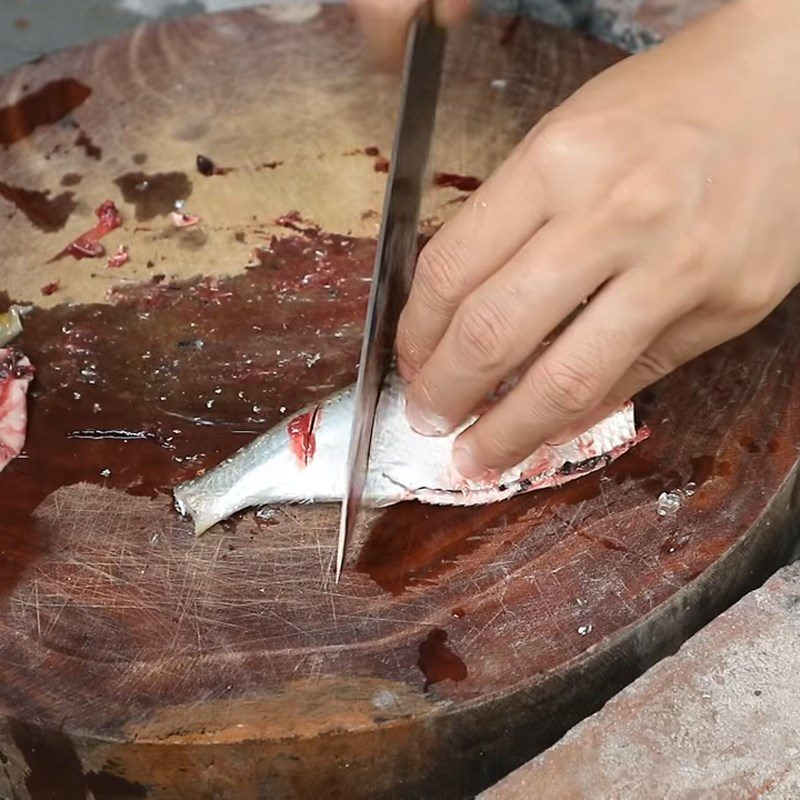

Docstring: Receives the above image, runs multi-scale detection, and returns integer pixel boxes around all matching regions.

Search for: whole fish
[174,373,648,535]
[0,348,34,473]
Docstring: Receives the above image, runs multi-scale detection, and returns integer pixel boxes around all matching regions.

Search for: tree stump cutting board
[0,6,798,799]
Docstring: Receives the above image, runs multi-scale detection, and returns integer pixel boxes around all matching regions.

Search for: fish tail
[173,481,222,536]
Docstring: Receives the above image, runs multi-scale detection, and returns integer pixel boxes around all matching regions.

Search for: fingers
[396,137,551,380]
[348,0,421,71]
[436,0,472,26]
[404,215,621,435]
[348,0,471,72]
[551,305,764,443]
[452,269,697,479]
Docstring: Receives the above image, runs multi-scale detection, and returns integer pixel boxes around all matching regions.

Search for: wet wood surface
[0,5,798,799]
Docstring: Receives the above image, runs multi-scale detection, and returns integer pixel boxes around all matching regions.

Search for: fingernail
[453,442,492,481]
[405,398,451,436]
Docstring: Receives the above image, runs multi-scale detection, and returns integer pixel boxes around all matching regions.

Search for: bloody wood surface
[0,5,798,800]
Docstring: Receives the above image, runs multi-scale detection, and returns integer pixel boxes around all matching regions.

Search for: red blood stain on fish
[288,407,319,467]
[52,199,122,261]
[40,282,59,296]
[0,78,92,148]
[417,629,467,692]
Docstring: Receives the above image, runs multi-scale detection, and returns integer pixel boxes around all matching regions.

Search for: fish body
[174,373,647,535]
[0,348,33,473]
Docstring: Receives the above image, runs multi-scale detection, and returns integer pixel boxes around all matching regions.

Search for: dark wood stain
[8,719,87,800]
[433,172,482,192]
[417,629,467,692]
[0,180,76,231]
[60,173,82,187]
[0,78,92,148]
[690,455,732,488]
[740,434,760,454]
[7,719,147,799]
[0,224,374,599]
[85,770,148,799]
[113,171,193,221]
[499,16,522,47]
[74,129,102,160]
[356,497,531,595]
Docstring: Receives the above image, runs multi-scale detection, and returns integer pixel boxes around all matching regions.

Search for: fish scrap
[0,348,34,473]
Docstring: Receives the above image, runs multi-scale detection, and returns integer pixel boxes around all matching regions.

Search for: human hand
[347,0,471,71]
[396,0,800,480]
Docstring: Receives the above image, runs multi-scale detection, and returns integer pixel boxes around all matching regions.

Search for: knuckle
[416,239,469,310]
[608,164,687,224]
[532,358,600,418]
[453,298,510,371]
[526,116,584,165]
[631,350,674,384]
[720,276,779,323]
[395,320,423,368]
[481,424,530,467]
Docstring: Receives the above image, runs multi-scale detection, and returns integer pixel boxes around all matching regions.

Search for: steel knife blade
[335,5,446,582]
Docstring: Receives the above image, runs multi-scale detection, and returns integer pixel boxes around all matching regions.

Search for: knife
[335,4,447,583]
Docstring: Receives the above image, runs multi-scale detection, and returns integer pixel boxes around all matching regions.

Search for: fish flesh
[0,348,34,473]
[174,373,648,535]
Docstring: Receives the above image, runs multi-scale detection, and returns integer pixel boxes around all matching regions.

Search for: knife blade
[335,5,446,583]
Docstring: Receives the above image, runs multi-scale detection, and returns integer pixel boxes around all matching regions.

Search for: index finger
[396,134,550,378]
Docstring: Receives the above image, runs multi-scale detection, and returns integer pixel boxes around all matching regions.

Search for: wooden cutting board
[0,6,798,799]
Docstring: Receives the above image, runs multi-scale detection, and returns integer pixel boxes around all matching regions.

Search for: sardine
[0,348,34,473]
[174,373,648,535]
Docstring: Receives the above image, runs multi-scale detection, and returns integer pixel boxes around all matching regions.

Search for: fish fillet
[0,348,33,473]
[174,373,647,535]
